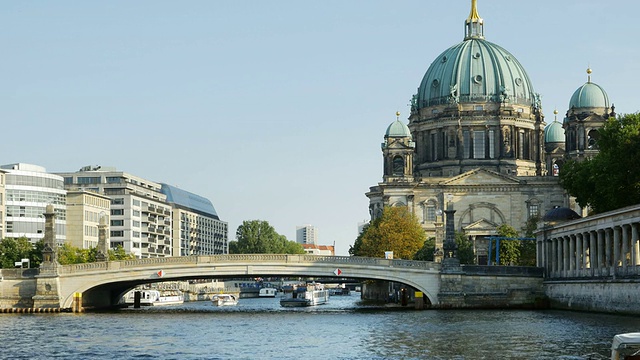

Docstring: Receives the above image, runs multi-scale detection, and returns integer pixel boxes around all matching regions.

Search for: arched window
[587,129,599,149]
[392,156,404,176]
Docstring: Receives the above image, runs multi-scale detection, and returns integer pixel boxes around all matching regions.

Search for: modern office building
[366,2,612,264]
[57,166,172,258]
[0,169,6,240]
[160,183,228,255]
[0,163,67,245]
[296,225,317,245]
[65,190,111,249]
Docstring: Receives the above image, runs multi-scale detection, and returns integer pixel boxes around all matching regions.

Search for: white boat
[123,289,184,306]
[211,294,238,306]
[280,283,329,307]
[259,288,277,297]
[611,332,640,360]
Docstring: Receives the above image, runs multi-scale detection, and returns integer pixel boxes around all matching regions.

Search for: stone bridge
[53,255,441,309]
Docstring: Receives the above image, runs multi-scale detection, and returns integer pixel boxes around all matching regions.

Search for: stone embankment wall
[545,279,640,315]
[0,269,37,309]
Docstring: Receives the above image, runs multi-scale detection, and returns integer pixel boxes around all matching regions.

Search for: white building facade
[1,163,67,245]
[296,225,318,245]
[65,190,111,249]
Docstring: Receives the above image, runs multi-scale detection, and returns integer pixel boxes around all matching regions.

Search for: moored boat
[122,289,184,306]
[611,332,640,360]
[280,283,329,307]
[259,288,277,297]
[212,294,238,306]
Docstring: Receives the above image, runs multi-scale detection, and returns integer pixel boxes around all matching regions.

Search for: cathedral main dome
[415,39,536,109]
[413,1,536,111]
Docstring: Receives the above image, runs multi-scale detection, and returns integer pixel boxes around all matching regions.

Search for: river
[0,293,637,359]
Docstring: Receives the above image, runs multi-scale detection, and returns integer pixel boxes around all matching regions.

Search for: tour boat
[123,289,184,306]
[611,332,640,360]
[280,283,329,307]
[211,294,238,306]
[259,288,277,297]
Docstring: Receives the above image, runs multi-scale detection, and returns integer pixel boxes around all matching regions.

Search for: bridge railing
[59,255,439,274]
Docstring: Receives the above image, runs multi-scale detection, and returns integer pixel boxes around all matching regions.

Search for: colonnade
[536,206,640,278]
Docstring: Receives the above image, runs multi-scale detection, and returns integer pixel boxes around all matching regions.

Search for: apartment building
[65,190,111,249]
[160,184,228,255]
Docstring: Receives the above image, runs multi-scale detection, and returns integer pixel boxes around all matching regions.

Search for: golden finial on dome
[468,0,481,21]
[396,111,400,120]
[587,66,592,83]
[553,109,558,122]
[553,109,558,115]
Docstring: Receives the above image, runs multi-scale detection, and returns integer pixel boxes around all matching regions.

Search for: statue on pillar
[96,214,110,262]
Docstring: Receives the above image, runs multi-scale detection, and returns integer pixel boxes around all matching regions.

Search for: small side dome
[544,121,565,143]
[569,82,610,109]
[542,206,581,223]
[385,114,412,138]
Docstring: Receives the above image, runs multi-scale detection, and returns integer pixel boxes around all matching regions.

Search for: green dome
[568,82,609,109]
[544,121,564,143]
[415,38,536,109]
[385,120,412,138]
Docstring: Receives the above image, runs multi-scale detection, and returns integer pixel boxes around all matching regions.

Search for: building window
[392,156,404,176]
[463,130,471,159]
[110,230,124,237]
[529,204,539,218]
[111,198,124,205]
[111,220,124,226]
[473,131,485,159]
[111,209,124,216]
[488,130,495,159]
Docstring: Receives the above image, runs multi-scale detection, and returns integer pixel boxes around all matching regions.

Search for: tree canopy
[351,206,425,259]
[230,220,304,254]
[0,237,34,268]
[560,113,640,214]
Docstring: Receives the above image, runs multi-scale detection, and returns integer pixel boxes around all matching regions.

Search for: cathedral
[366,0,614,264]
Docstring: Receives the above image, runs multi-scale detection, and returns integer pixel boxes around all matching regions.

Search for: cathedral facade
[366,1,614,264]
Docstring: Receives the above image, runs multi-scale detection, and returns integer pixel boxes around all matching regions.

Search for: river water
[0,293,638,359]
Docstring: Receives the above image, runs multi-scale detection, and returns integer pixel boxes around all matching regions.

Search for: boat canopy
[613,333,640,351]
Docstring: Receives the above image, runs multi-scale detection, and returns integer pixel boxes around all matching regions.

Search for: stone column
[605,228,612,276]
[442,202,461,272]
[32,204,62,309]
[622,225,630,273]
[597,230,604,276]
[582,233,589,271]
[574,234,582,276]
[563,236,570,277]
[569,235,576,275]
[632,223,640,267]
[589,231,597,274]
[614,226,621,271]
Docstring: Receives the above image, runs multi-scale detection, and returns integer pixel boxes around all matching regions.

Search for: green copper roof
[415,38,536,109]
[544,120,564,143]
[385,119,412,138]
[569,81,610,109]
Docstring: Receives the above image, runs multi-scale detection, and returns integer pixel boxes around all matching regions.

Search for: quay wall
[545,279,640,315]
[0,269,37,309]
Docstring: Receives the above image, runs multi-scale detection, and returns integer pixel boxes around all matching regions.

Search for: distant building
[0,169,5,239]
[57,166,172,258]
[302,244,334,256]
[1,163,67,245]
[160,183,228,255]
[296,225,317,245]
[65,190,111,249]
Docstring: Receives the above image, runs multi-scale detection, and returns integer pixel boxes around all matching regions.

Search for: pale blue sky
[2,1,638,255]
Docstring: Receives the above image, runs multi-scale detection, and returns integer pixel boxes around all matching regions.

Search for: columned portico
[537,205,640,279]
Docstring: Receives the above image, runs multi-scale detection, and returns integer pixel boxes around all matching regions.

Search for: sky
[2,1,639,256]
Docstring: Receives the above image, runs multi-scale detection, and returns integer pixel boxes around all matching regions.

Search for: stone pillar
[632,223,640,267]
[556,237,562,277]
[614,226,621,271]
[96,215,110,262]
[569,235,576,275]
[575,234,582,274]
[622,225,630,272]
[563,236,570,277]
[32,205,62,309]
[589,231,597,274]
[597,230,604,275]
[442,202,461,273]
[605,228,612,276]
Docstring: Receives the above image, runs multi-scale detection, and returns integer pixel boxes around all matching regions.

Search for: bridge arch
[58,255,441,309]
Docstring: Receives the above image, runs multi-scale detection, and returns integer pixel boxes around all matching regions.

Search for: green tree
[109,244,135,260]
[413,237,436,261]
[519,216,539,266]
[349,223,368,256]
[455,232,475,265]
[230,220,302,254]
[496,224,520,265]
[560,113,640,213]
[0,237,33,268]
[354,206,425,259]
[30,240,44,268]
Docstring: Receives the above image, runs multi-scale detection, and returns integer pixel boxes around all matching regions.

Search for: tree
[0,237,33,268]
[495,224,520,265]
[519,216,539,266]
[455,232,475,265]
[353,206,425,259]
[413,237,436,261]
[560,113,640,213]
[349,223,368,256]
[230,220,303,254]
